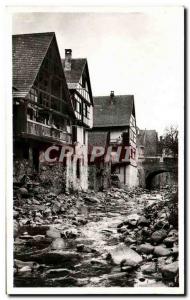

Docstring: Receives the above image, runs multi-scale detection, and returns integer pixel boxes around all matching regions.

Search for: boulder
[141,262,156,274]
[31,250,82,265]
[19,187,29,197]
[51,238,66,250]
[45,268,75,278]
[154,220,170,231]
[136,243,154,254]
[151,229,168,243]
[76,244,92,253]
[124,237,136,244]
[124,214,140,227]
[46,227,61,239]
[118,226,129,234]
[84,196,100,204]
[138,216,150,226]
[19,266,32,273]
[163,236,177,247]
[160,261,178,279]
[109,243,143,266]
[154,245,171,257]
[61,227,78,239]
[14,259,39,269]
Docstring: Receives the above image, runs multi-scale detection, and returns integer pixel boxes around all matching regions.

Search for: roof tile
[93,95,134,127]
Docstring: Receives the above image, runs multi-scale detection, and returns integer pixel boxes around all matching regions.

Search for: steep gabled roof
[93,95,135,128]
[62,58,86,84]
[13,32,55,97]
[62,58,93,106]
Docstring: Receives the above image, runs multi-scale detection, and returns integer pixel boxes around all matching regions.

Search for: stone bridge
[138,156,178,189]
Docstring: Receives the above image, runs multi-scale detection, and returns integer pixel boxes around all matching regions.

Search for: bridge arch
[145,169,174,190]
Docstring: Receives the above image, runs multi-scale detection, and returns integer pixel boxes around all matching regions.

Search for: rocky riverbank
[13,176,178,288]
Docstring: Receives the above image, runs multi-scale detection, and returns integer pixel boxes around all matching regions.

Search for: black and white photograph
[5,5,184,295]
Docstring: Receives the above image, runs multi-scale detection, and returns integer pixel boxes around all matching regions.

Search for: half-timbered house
[92,91,138,187]
[12,32,89,192]
[62,50,94,190]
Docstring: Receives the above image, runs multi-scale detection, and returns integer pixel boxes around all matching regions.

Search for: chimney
[110,91,114,104]
[64,49,72,71]
[110,91,114,98]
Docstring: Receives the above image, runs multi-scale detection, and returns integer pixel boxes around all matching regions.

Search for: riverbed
[13,187,178,288]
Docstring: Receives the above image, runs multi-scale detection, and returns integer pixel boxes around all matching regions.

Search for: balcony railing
[26,119,71,143]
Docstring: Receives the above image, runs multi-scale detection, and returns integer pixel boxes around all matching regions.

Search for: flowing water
[14,190,171,288]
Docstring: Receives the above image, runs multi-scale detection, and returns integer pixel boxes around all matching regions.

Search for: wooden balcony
[26,119,71,143]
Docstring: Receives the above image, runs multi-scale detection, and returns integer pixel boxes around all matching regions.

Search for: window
[131,148,136,160]
[83,130,86,144]
[76,159,80,179]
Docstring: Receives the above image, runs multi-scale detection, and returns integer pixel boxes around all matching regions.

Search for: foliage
[160,126,178,158]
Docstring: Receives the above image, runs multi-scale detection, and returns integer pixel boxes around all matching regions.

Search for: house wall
[66,150,88,191]
[125,164,139,187]
[113,164,138,187]
[89,106,93,128]
[88,162,111,191]
[71,126,88,191]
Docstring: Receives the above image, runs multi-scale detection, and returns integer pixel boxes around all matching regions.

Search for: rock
[19,234,33,240]
[13,210,19,219]
[151,229,168,244]
[45,268,74,278]
[154,220,170,230]
[32,235,46,242]
[19,187,29,197]
[46,227,61,239]
[32,251,82,265]
[160,261,178,279]
[14,259,39,269]
[14,220,19,238]
[136,243,154,254]
[109,243,143,266]
[51,238,66,250]
[19,266,32,273]
[77,278,90,286]
[124,214,140,227]
[124,237,136,244]
[141,262,156,274]
[138,216,150,226]
[171,246,179,256]
[154,245,171,256]
[106,272,127,280]
[84,196,100,204]
[49,276,78,286]
[77,244,88,253]
[163,236,177,247]
[61,228,78,239]
[118,226,129,234]
[168,229,178,237]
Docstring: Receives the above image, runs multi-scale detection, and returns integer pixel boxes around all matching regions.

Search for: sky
[12,7,184,136]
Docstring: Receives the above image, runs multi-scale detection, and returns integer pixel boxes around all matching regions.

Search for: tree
[160,126,178,158]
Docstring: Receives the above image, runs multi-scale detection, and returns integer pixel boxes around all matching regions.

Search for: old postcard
[6,5,184,295]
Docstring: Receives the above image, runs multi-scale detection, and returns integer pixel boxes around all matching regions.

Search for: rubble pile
[13,176,178,288]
